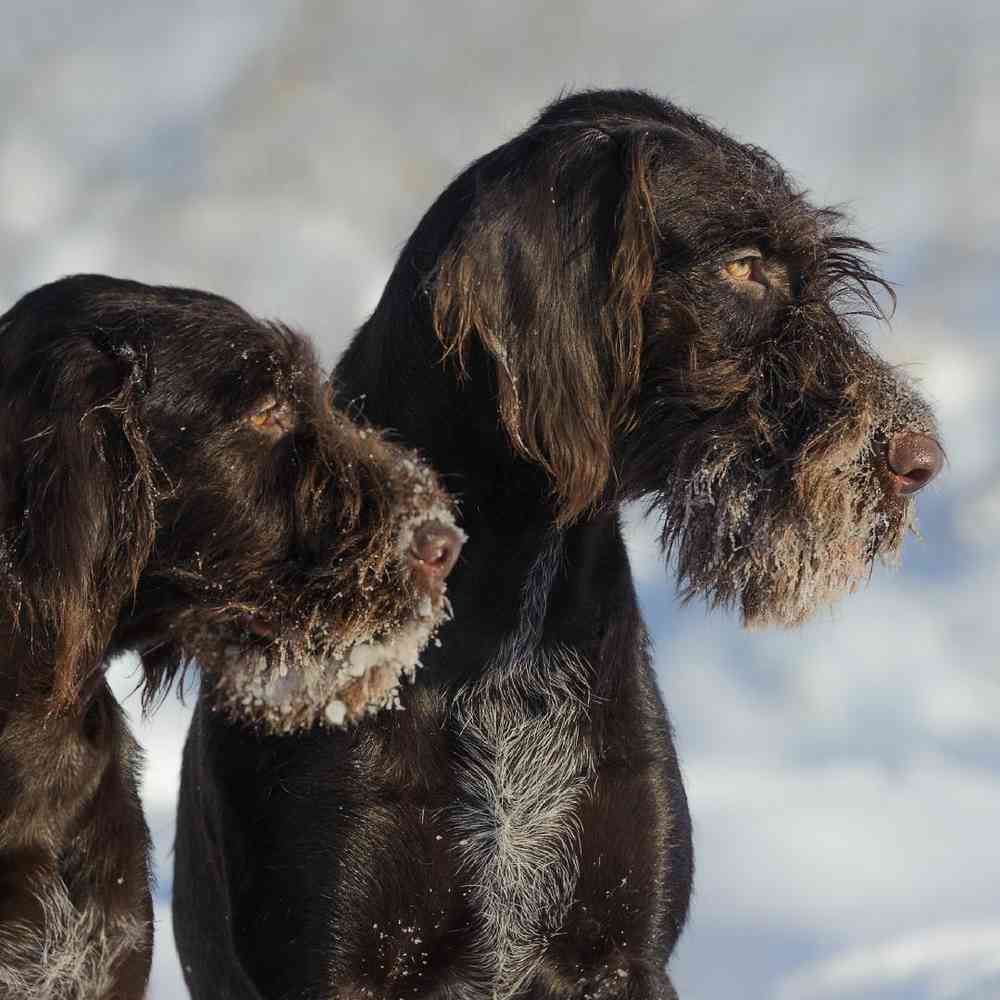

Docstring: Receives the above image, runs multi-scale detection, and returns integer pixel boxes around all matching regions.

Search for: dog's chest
[446,648,595,999]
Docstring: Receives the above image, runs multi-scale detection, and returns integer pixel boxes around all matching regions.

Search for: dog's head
[0,275,462,729]
[430,89,940,625]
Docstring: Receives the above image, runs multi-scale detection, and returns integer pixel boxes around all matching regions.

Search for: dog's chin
[655,436,916,628]
[193,588,451,733]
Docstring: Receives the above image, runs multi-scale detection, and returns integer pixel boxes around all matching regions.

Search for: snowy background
[3,2,999,997]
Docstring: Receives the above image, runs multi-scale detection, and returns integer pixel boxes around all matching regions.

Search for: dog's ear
[0,323,156,711]
[432,129,658,523]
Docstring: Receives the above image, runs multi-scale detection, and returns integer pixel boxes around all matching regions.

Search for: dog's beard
[653,391,935,627]
[199,588,452,733]
[190,502,462,733]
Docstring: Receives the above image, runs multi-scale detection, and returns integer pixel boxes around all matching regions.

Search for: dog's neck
[0,628,51,705]
[338,307,637,684]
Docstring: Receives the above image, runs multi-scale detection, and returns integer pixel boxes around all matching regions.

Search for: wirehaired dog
[0,275,461,999]
[174,90,942,999]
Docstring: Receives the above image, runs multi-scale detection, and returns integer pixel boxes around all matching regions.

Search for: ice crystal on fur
[196,476,463,733]
[206,585,453,732]
[652,364,936,626]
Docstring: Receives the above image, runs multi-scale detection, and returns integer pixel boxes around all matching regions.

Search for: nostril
[409,520,464,582]
[886,432,944,495]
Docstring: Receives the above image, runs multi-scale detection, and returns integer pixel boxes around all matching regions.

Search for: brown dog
[0,275,462,999]
[174,90,941,999]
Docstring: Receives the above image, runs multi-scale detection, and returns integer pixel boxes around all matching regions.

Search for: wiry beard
[193,582,453,733]
[658,406,916,627]
[141,433,464,731]
[627,302,938,627]
[181,494,463,732]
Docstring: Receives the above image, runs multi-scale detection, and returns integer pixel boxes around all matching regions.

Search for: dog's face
[616,122,941,625]
[430,90,940,625]
[0,276,462,731]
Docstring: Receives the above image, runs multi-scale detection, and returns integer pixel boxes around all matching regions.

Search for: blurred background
[3,2,998,997]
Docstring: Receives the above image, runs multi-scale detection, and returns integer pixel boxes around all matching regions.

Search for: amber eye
[247,397,293,435]
[724,257,756,281]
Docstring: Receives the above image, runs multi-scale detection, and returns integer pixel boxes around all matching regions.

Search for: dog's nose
[409,520,463,585]
[886,432,944,495]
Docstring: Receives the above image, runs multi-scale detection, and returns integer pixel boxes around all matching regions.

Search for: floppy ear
[0,325,155,712]
[432,129,659,523]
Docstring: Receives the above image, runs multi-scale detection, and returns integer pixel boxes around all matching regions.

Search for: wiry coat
[174,90,939,999]
[0,275,459,998]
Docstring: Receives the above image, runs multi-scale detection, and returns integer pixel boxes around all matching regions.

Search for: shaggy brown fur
[0,682,151,1000]
[432,98,939,623]
[173,90,941,1000]
[0,274,461,998]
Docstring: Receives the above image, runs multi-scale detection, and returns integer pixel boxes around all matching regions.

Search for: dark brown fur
[0,275,459,998]
[174,90,940,1000]
[431,99,935,623]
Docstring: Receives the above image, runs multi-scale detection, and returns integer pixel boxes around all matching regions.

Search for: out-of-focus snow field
[4,2,999,997]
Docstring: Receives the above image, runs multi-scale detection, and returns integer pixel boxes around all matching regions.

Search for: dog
[0,274,462,999]
[174,90,942,999]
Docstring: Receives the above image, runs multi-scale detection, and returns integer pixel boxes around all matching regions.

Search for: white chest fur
[447,537,595,999]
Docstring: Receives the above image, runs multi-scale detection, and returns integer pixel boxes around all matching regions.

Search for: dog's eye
[247,397,293,436]
[723,253,765,285]
[725,258,755,280]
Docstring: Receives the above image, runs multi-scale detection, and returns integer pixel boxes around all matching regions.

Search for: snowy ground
[8,2,1000,996]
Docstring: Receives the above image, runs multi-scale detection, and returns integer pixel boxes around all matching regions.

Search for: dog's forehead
[540,105,829,261]
[657,143,809,238]
[153,322,288,374]
[82,290,276,362]
[126,307,312,420]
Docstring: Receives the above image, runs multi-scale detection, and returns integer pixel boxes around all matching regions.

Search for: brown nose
[886,433,944,495]
[409,520,464,586]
